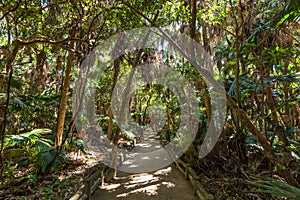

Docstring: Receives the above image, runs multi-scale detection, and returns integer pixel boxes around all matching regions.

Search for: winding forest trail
[92,128,197,200]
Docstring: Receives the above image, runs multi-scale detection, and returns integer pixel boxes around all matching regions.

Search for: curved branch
[0,0,21,21]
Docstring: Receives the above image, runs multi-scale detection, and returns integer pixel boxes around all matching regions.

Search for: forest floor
[0,153,96,200]
[0,128,285,199]
[0,128,196,200]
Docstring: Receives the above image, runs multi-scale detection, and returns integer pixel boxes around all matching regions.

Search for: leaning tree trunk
[55,38,75,147]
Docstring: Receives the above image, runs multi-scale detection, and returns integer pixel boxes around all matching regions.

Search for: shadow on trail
[117,128,174,173]
[92,165,196,200]
[92,128,196,199]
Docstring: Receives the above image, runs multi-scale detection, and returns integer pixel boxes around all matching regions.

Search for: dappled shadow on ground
[92,128,196,199]
[92,165,197,200]
[0,154,98,200]
[117,128,174,173]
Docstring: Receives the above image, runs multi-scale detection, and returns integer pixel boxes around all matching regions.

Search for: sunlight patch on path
[92,165,196,200]
[117,128,174,173]
[92,128,197,200]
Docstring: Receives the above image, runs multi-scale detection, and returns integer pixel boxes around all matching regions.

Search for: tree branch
[17,36,89,47]
[0,0,21,21]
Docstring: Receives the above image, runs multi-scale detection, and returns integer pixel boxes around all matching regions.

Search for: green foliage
[65,137,88,155]
[274,0,300,26]
[161,1,190,24]
[35,147,65,174]
[4,129,65,174]
[1,0,300,198]
[97,116,119,134]
[5,128,53,148]
[158,125,176,146]
[249,176,300,199]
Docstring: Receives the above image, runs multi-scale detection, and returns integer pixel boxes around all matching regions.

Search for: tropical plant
[4,129,65,174]
[250,176,300,199]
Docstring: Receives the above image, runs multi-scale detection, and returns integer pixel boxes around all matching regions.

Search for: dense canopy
[0,0,299,199]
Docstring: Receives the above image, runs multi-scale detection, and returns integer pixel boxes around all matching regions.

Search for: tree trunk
[110,54,121,178]
[107,106,113,140]
[0,40,20,176]
[55,39,75,147]
[226,93,300,187]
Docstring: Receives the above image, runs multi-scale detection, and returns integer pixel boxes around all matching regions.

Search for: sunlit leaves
[161,1,190,25]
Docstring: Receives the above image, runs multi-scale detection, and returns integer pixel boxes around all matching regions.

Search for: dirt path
[92,165,197,200]
[92,128,197,199]
[117,128,174,173]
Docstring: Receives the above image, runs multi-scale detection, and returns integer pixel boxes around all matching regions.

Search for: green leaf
[249,176,300,199]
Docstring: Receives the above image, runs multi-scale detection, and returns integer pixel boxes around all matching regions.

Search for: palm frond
[12,97,29,110]
[34,140,53,153]
[34,147,66,174]
[35,148,56,174]
[249,176,300,199]
[274,0,300,26]
[5,129,52,147]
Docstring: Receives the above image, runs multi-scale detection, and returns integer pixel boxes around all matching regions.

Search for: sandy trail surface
[92,128,196,200]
